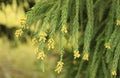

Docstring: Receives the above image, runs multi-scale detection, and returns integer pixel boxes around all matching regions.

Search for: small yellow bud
[15,29,23,38]
[39,32,47,42]
[47,38,55,50]
[32,38,37,46]
[61,25,67,34]
[37,51,46,60]
[111,70,117,76]
[82,53,89,61]
[20,17,26,26]
[73,50,80,59]
[55,61,64,74]
[34,47,39,54]
[104,43,110,49]
[116,20,120,26]
[73,60,77,65]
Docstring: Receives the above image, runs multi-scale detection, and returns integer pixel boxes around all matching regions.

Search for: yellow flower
[39,32,47,42]
[61,25,67,34]
[20,17,26,26]
[116,20,120,26]
[104,43,110,49]
[34,47,39,54]
[37,51,46,60]
[32,38,37,45]
[15,29,23,38]
[111,70,117,76]
[55,61,64,74]
[73,50,80,59]
[82,53,89,61]
[47,38,55,50]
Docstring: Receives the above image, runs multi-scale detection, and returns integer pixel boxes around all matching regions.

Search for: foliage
[17,0,120,78]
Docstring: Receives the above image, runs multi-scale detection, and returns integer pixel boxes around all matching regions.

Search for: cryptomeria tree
[15,0,120,78]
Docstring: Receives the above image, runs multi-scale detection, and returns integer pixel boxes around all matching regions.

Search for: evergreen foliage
[16,0,120,78]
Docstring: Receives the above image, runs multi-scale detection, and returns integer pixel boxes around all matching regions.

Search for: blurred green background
[0,0,63,78]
